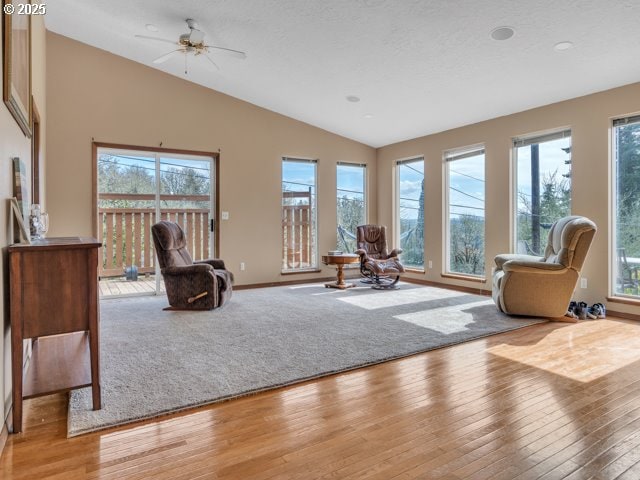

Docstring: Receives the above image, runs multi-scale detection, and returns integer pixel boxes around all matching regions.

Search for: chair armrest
[502,260,567,274]
[195,258,226,270]
[163,264,213,276]
[388,248,403,257]
[494,253,543,270]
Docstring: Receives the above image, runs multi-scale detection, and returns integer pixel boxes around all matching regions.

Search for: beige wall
[45,31,640,318]
[377,82,640,316]
[1,16,46,424]
[46,32,377,286]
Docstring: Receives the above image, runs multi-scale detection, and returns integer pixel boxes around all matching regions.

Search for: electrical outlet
[428,260,433,269]
[221,211,229,220]
[240,262,245,271]
[580,277,587,289]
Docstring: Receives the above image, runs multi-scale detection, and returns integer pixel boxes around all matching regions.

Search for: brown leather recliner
[492,215,596,318]
[355,224,405,289]
[151,221,233,310]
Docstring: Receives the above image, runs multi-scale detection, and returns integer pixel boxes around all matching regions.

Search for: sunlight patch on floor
[394,299,494,333]
[489,320,640,383]
[337,286,466,310]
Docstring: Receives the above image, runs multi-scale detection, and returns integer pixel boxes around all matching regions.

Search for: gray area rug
[68,282,545,436]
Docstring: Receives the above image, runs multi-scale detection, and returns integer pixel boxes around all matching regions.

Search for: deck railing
[98,194,210,277]
[282,190,314,270]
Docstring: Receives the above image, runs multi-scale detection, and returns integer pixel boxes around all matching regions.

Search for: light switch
[221,211,229,220]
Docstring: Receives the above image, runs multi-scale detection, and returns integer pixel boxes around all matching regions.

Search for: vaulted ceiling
[46,0,640,147]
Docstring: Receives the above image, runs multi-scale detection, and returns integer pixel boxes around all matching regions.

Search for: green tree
[450,214,484,275]
[401,179,425,267]
[518,170,570,255]
[617,123,640,259]
[337,196,364,252]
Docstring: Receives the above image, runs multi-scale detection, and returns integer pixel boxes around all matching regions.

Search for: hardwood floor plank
[3,319,640,479]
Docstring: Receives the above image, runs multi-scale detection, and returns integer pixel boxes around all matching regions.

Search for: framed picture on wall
[10,197,30,244]
[12,157,29,220]
[2,0,32,137]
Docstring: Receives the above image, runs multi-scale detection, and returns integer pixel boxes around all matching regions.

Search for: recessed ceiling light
[364,114,374,119]
[554,41,574,51]
[145,24,159,32]
[490,26,515,41]
[346,95,360,103]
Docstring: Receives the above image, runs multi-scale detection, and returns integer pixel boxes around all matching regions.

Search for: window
[445,146,485,276]
[97,146,215,297]
[514,130,571,256]
[397,157,425,269]
[282,158,317,271]
[336,163,366,252]
[613,115,640,297]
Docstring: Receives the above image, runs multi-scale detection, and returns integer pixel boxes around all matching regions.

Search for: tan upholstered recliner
[492,216,597,318]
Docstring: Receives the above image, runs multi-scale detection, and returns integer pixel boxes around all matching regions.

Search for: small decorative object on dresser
[29,203,49,239]
[12,157,29,219]
[9,197,30,244]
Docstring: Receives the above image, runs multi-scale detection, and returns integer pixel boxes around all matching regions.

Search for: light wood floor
[99,276,164,297]
[3,318,640,479]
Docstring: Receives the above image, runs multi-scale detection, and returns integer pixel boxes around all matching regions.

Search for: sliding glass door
[97,147,215,297]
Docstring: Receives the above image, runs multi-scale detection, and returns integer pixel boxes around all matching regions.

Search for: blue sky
[282,161,366,200]
[99,154,211,176]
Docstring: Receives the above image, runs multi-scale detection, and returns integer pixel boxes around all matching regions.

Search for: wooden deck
[99,276,164,297]
[3,317,640,478]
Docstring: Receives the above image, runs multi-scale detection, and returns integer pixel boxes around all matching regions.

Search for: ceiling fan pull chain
[185,54,188,75]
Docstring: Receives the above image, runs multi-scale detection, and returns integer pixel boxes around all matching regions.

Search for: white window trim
[511,128,572,253]
[281,157,319,272]
[443,146,485,277]
[610,114,640,298]
[395,156,425,270]
[336,161,368,228]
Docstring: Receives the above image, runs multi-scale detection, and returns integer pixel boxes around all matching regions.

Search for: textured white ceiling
[45,0,640,147]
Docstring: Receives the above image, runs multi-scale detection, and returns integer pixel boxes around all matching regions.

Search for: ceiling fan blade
[203,54,220,71]
[204,45,247,60]
[135,35,178,45]
[153,49,183,64]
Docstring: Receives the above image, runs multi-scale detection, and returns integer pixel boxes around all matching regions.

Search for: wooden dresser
[8,237,102,433]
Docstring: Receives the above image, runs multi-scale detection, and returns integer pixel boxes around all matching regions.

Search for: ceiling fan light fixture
[142,18,246,73]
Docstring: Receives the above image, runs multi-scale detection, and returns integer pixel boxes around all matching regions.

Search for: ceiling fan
[135,19,246,73]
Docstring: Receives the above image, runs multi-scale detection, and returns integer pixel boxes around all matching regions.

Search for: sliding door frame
[92,141,221,261]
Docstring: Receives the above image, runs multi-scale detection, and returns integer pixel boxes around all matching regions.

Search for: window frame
[281,156,319,273]
[512,128,572,254]
[395,156,425,271]
[336,161,367,253]
[94,143,218,297]
[443,144,486,279]
[610,114,640,299]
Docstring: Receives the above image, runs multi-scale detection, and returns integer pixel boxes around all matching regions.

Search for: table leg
[336,264,346,286]
[11,328,23,433]
[10,253,23,433]
[324,263,356,289]
[88,248,102,410]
